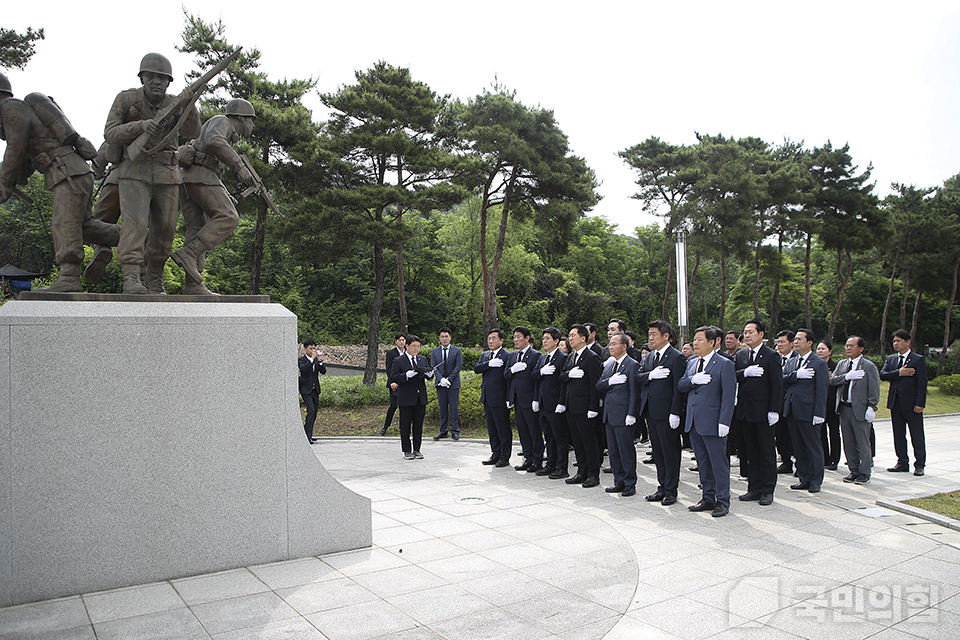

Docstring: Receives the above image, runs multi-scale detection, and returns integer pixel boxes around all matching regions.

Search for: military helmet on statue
[225,98,256,119]
[0,72,12,97]
[138,53,173,82]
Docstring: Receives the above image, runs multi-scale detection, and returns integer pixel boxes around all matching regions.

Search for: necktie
[697,357,705,373]
[845,359,856,402]
[653,351,661,367]
[781,355,787,367]
[750,349,755,364]
[443,348,448,376]
[898,354,905,369]
[570,351,578,368]
[410,355,416,370]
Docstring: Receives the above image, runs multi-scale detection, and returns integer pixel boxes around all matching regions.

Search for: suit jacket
[879,350,927,410]
[636,345,686,420]
[474,347,509,406]
[596,356,640,426]
[390,353,429,407]
[384,346,405,390]
[504,346,541,408]
[532,349,567,411]
[298,355,326,397]
[560,347,602,414]
[430,345,463,390]
[678,352,736,436]
[734,344,783,422]
[588,342,603,357]
[830,356,880,419]
[782,352,829,421]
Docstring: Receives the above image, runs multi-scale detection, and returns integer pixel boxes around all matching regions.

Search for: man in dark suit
[475,329,512,467]
[597,333,641,495]
[584,322,606,462]
[298,339,327,443]
[880,329,927,476]
[782,329,829,493]
[774,329,799,474]
[380,333,405,436]
[532,327,568,478]
[735,319,783,506]
[390,334,433,460]
[505,326,543,471]
[678,326,736,517]
[600,318,627,361]
[637,320,687,506]
[560,324,603,487]
[830,335,880,484]
[431,327,463,441]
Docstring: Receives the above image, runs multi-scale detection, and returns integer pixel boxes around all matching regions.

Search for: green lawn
[904,490,960,520]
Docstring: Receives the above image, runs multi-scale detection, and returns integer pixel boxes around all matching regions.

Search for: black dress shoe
[739,491,761,501]
[526,464,543,473]
[688,499,717,512]
[605,483,625,493]
[711,503,729,518]
[776,463,793,474]
[842,473,857,482]
[808,484,821,493]
[887,463,910,472]
[826,462,838,471]
[790,482,810,490]
[688,466,699,472]
[642,457,655,464]
[515,460,532,471]
[379,426,387,436]
[433,433,449,440]
[602,467,613,474]
[309,438,319,444]
[495,458,510,467]
[914,467,925,476]
[854,474,870,484]
[549,470,569,479]
[581,476,600,488]
[452,433,460,441]
[645,491,665,502]
[482,456,498,465]
[661,495,676,505]
[565,474,586,484]
[536,466,556,476]
[622,486,637,497]
[759,493,774,505]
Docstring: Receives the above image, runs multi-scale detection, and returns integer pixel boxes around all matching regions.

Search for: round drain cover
[457,497,489,504]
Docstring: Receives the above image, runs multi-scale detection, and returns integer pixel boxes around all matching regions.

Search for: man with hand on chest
[390,334,433,460]
[880,330,927,476]
[560,324,603,488]
[596,333,640,496]
[781,329,829,494]
[505,326,543,471]
[475,329,512,467]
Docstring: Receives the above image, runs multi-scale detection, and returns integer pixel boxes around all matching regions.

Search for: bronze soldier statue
[82,142,124,285]
[104,53,200,294]
[0,72,120,292]
[172,98,256,295]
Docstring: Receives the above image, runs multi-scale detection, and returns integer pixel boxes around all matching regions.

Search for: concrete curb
[876,493,960,532]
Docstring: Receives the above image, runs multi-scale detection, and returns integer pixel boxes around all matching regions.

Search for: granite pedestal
[0,300,371,607]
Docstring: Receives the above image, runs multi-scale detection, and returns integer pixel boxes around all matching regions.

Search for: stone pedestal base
[0,301,371,607]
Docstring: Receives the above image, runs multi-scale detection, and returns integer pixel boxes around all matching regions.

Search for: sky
[5,1,960,236]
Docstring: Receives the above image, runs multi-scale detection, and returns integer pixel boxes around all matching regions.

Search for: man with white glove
[474,329,512,467]
[504,326,543,471]
[431,328,463,441]
[389,335,431,459]
[782,329,830,493]
[637,320,687,505]
[596,333,641,495]
[559,324,603,487]
[830,335,881,485]
[531,328,570,477]
[678,326,736,518]
[733,319,784,506]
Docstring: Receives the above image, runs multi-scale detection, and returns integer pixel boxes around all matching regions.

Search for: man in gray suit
[830,336,880,484]
[431,328,463,441]
[596,333,641,495]
[781,329,829,493]
[678,326,737,518]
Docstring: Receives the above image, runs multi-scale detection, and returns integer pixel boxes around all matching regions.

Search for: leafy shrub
[316,375,391,409]
[932,375,960,397]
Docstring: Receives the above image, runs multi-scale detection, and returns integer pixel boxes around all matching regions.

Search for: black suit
[475,348,511,461]
[880,350,927,469]
[298,355,326,440]
[505,346,542,464]
[532,349,568,471]
[383,346,405,431]
[637,345,686,497]
[734,344,783,495]
[560,347,602,478]
[390,353,430,454]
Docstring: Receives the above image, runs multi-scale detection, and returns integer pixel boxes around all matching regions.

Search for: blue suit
[678,352,736,507]
[532,349,568,472]
[782,352,829,486]
[597,355,640,488]
[430,345,462,436]
[475,348,511,461]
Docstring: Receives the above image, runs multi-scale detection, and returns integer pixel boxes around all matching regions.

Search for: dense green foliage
[931,375,960,397]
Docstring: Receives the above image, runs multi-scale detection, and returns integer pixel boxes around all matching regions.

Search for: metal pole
[675,230,688,345]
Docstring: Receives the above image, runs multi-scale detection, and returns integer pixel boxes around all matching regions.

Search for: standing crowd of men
[362,318,928,519]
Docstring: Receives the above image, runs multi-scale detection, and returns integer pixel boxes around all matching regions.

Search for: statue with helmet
[0,71,121,292]
[172,98,257,295]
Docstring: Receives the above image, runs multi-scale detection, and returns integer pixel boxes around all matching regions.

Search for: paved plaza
[2,416,959,639]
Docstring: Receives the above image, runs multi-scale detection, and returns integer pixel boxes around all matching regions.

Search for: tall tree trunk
[879,257,899,357]
[719,254,727,328]
[364,241,386,385]
[804,232,813,329]
[911,290,922,340]
[752,239,763,319]
[396,250,408,334]
[899,262,910,330]
[770,233,784,335]
[826,248,853,344]
[248,146,271,295]
[939,257,960,376]
[687,250,701,324]
[486,166,519,333]
[479,186,493,336]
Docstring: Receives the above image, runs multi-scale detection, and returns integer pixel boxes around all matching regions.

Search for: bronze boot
[121,265,147,294]
[83,246,113,284]
[38,263,82,293]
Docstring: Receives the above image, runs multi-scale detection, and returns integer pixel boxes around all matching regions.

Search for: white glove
[845,369,865,381]
[568,367,584,379]
[488,357,504,368]
[604,356,616,366]
[426,370,435,379]
[767,412,779,426]
[439,377,450,388]
[532,401,540,412]
[555,404,566,414]
[718,424,730,438]
[625,415,636,426]
[744,365,764,378]
[649,366,670,380]
[865,407,876,422]
[608,373,627,386]
[669,414,680,429]
[813,416,824,425]
[405,370,418,379]
[796,368,814,379]
[540,364,556,376]
[506,401,513,409]
[510,361,527,374]
[587,411,598,419]
[691,372,712,385]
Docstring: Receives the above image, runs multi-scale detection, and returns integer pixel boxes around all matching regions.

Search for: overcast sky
[6,1,960,236]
